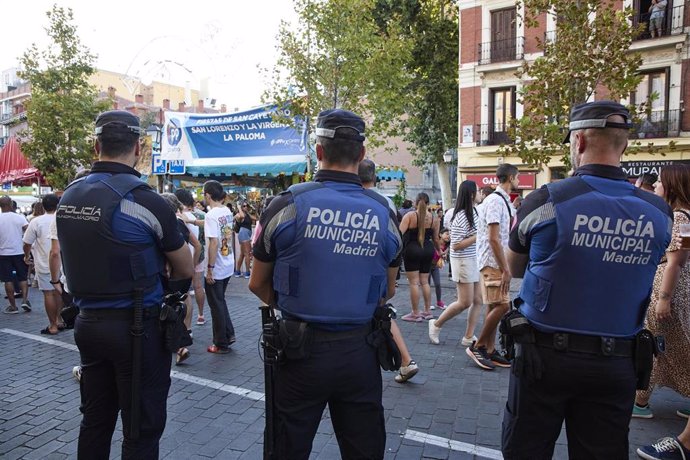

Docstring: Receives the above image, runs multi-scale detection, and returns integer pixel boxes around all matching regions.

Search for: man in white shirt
[23,194,62,334]
[467,164,518,370]
[0,195,31,314]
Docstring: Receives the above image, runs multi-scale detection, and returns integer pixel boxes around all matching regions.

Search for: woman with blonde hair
[399,192,440,321]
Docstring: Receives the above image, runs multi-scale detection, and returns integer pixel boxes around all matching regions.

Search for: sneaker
[637,436,690,460]
[394,361,419,383]
[633,403,654,419]
[196,315,206,325]
[677,409,690,419]
[428,319,441,345]
[489,349,511,368]
[466,343,495,370]
[461,335,478,347]
[429,304,435,310]
[243,271,251,279]
[21,301,31,312]
[436,301,446,309]
[3,306,19,314]
[401,312,423,322]
[72,366,82,383]
[233,270,241,277]
[189,289,195,296]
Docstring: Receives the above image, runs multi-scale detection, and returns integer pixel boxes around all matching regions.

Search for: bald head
[0,195,11,212]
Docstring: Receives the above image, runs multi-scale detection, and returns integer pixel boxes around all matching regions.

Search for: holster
[366,305,401,371]
[634,329,659,390]
[159,293,192,353]
[278,319,313,361]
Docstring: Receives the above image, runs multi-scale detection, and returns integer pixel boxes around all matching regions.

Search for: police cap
[315,109,365,142]
[563,101,632,144]
[95,110,142,137]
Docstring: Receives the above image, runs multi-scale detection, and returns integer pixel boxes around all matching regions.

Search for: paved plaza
[0,275,686,459]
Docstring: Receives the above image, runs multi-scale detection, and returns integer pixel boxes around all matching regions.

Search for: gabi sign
[466,172,536,190]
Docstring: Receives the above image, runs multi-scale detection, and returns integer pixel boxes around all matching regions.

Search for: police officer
[56,110,193,459]
[249,109,402,459]
[501,101,673,459]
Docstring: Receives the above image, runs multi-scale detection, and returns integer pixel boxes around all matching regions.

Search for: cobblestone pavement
[0,275,686,459]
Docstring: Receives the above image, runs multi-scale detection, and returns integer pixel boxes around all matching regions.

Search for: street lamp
[443,149,458,197]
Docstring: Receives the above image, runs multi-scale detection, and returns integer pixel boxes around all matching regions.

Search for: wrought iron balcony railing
[476,124,514,146]
[478,37,525,65]
[630,109,681,139]
[632,4,685,41]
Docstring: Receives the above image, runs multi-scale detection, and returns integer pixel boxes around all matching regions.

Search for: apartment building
[457,0,690,192]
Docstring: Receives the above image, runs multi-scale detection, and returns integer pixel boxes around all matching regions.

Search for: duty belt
[79,306,161,321]
[311,323,372,342]
[534,330,634,357]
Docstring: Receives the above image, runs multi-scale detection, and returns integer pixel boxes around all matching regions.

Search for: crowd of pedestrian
[2,103,690,459]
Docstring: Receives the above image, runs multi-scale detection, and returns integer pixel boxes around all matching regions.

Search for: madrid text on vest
[571,213,655,265]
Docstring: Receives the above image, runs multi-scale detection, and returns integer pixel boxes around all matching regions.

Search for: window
[490,87,516,144]
[633,0,675,39]
[632,69,668,115]
[491,8,517,63]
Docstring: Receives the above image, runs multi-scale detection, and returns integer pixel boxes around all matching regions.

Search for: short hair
[401,199,413,209]
[160,193,182,213]
[317,128,363,166]
[41,194,60,212]
[480,186,494,196]
[496,163,518,184]
[358,159,377,184]
[97,130,139,158]
[174,189,195,207]
[0,195,11,209]
[582,125,628,152]
[203,180,226,202]
[639,173,658,188]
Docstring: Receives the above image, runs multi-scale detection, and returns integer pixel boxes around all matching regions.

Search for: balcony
[476,124,514,146]
[478,37,524,65]
[630,109,681,139]
[632,4,685,41]
[0,112,26,125]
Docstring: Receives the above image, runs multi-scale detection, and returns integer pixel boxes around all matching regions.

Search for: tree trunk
[436,161,453,211]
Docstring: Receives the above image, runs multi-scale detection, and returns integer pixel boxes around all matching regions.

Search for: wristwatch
[50,280,61,285]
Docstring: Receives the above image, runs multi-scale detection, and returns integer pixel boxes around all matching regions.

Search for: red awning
[0,136,40,184]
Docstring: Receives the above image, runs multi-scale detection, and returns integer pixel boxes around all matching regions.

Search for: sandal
[207,345,230,354]
[176,348,190,365]
[420,311,434,320]
[196,315,206,325]
[40,327,58,335]
[401,312,423,322]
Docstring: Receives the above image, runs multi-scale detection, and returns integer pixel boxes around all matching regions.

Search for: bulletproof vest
[274,181,395,325]
[519,175,672,338]
[56,173,165,299]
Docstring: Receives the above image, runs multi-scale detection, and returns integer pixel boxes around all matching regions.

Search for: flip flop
[40,327,58,335]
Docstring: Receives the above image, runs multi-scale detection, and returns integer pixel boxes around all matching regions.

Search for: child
[430,228,450,310]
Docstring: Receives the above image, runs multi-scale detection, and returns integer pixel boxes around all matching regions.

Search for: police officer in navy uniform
[56,110,193,459]
[249,109,402,460]
[502,101,673,459]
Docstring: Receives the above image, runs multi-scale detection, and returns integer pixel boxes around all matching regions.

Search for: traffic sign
[152,153,166,175]
[168,159,186,175]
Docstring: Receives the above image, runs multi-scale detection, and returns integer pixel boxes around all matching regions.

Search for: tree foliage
[498,0,644,168]
[262,0,413,146]
[266,0,459,206]
[19,5,110,189]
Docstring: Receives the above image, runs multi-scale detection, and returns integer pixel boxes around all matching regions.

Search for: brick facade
[524,11,547,55]
[460,6,482,65]
[460,86,481,138]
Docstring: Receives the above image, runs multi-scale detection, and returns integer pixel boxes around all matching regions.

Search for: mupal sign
[620,160,690,178]
[160,105,307,162]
